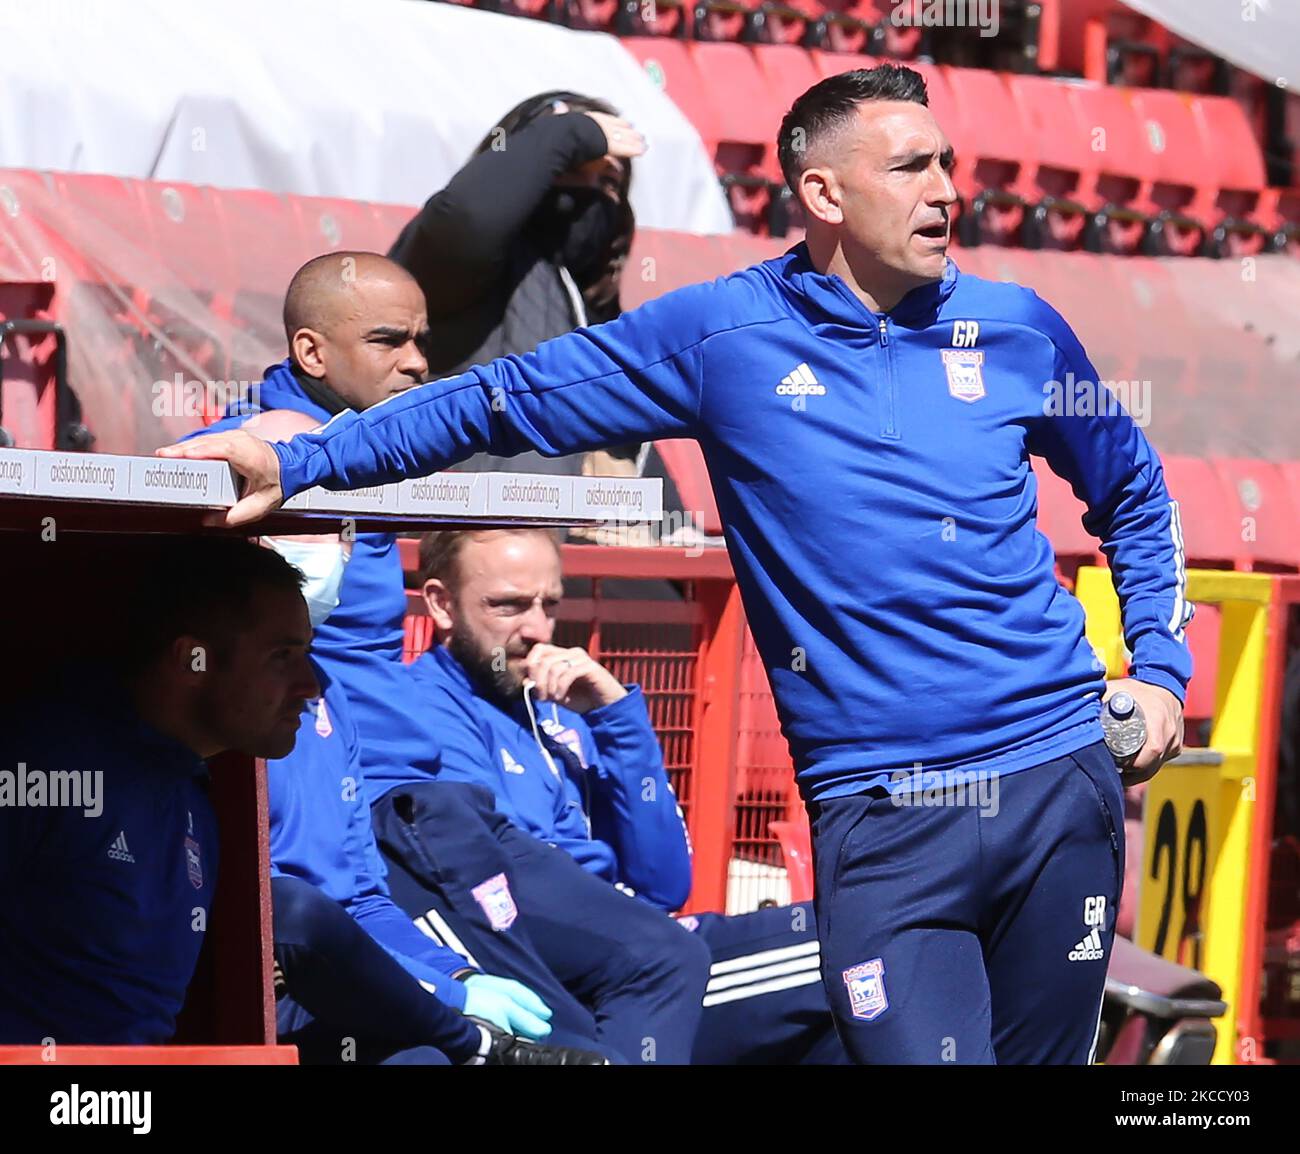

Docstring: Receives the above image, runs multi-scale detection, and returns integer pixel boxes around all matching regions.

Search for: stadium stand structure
[382,0,1300,247]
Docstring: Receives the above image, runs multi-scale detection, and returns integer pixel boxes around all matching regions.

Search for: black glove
[462,1017,608,1066]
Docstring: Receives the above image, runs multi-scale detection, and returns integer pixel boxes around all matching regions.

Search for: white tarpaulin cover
[1122,0,1296,87]
[0,0,731,233]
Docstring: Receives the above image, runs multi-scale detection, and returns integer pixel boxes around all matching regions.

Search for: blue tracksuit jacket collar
[232,359,333,424]
[426,645,564,734]
[777,241,960,330]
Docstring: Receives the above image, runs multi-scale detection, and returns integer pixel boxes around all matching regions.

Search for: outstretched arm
[158,278,724,525]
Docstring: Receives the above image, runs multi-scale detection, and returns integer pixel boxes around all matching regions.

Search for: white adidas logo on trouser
[1068,926,1104,962]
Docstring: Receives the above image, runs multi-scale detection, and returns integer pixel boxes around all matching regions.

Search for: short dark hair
[777,65,930,192]
[121,536,305,673]
[417,528,562,590]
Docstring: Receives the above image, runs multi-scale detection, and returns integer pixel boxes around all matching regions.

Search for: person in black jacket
[388,90,646,478]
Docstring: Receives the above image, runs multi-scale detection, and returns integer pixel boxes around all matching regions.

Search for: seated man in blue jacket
[404,526,845,1064]
[265,637,606,1065]
[0,537,317,1045]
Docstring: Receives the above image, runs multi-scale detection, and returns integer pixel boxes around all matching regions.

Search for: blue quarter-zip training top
[0,675,219,1043]
[268,244,1193,801]
[268,669,471,1009]
[395,645,692,912]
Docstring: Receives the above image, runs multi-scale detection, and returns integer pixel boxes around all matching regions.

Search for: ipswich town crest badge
[843,957,889,1021]
[471,872,519,932]
[942,349,986,403]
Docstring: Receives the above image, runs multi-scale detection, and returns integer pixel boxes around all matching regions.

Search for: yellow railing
[1075,566,1277,1064]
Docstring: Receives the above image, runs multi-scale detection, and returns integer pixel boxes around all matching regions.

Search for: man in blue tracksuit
[191,253,444,791]
[0,538,318,1044]
[194,252,708,1064]
[405,525,844,1063]
[170,66,1192,1063]
[267,658,607,1064]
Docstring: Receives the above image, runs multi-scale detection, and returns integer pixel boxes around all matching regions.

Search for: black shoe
[464,1018,608,1066]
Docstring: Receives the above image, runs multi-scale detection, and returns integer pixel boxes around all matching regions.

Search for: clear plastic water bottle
[1102,691,1153,786]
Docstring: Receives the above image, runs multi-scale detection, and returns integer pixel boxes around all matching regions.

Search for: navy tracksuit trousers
[271,875,471,1066]
[808,741,1125,1065]
[373,781,709,1065]
[372,780,846,1064]
[687,903,848,1065]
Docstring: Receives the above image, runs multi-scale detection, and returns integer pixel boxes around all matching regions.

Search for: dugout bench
[0,446,660,1063]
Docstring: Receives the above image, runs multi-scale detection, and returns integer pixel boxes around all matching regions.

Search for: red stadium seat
[1258,185,1300,256]
[764,0,817,46]
[1062,83,1159,255]
[557,0,621,31]
[1006,74,1100,249]
[813,0,883,55]
[687,42,783,168]
[624,39,720,152]
[1207,458,1300,571]
[751,43,822,121]
[808,48,876,80]
[1127,88,1213,256]
[1159,455,1240,567]
[686,41,786,231]
[940,66,1034,246]
[1189,94,1274,256]
[696,0,812,45]
[615,0,691,36]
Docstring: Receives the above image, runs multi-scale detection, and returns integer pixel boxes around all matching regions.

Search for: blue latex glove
[461,974,553,1040]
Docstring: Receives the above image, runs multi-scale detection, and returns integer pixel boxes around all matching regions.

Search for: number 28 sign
[1136,762,1222,972]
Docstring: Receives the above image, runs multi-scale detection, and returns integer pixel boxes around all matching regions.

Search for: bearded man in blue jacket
[401,526,845,1064]
[167,65,1191,1064]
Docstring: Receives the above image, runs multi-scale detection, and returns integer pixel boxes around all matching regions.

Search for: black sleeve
[389,112,611,312]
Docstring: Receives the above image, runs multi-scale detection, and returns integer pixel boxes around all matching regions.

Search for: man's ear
[422,578,455,634]
[291,328,328,379]
[799,165,844,227]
